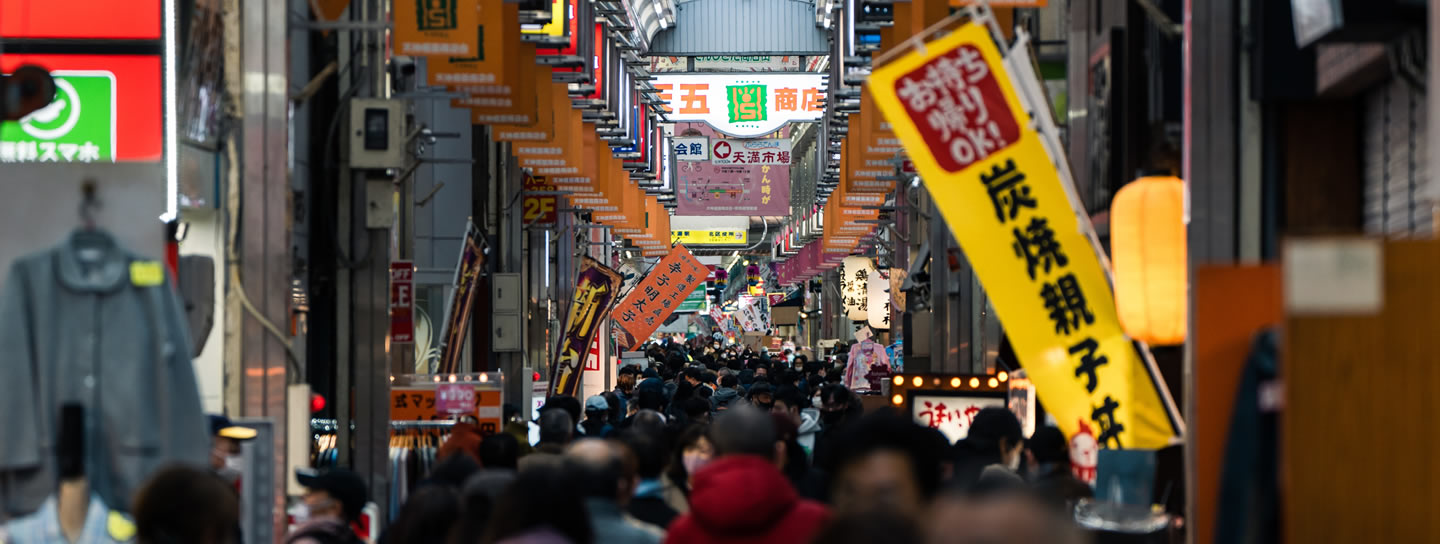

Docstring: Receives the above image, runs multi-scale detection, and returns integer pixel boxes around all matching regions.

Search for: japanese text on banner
[867,22,1181,450]
[613,245,709,350]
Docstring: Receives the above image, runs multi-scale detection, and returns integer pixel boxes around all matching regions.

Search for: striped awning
[626,0,675,54]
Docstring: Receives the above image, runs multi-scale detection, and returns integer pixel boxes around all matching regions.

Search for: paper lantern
[1111,175,1187,345]
[867,268,892,329]
[841,256,873,321]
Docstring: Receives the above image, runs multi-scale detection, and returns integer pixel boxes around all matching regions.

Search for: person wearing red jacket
[663,406,830,544]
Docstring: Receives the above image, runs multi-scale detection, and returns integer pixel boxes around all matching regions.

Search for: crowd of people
[114,340,1097,544]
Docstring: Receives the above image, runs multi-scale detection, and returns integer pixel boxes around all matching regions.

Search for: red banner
[612,244,708,350]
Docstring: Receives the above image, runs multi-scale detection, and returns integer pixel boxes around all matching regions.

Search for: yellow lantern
[1111,175,1187,345]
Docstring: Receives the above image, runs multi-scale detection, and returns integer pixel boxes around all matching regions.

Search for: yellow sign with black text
[868,23,1181,449]
[671,229,749,246]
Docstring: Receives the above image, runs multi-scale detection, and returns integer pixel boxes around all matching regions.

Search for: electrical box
[492,273,522,313]
[492,314,522,352]
[349,99,405,169]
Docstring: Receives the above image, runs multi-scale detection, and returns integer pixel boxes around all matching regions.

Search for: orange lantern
[1111,175,1187,345]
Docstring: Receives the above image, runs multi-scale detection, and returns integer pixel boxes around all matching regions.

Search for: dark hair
[952,407,1024,488]
[682,366,705,383]
[721,374,739,388]
[132,465,239,544]
[618,430,669,479]
[683,397,712,420]
[702,370,718,384]
[694,386,714,400]
[384,485,460,544]
[480,433,520,470]
[772,385,804,412]
[809,505,923,544]
[481,462,592,544]
[825,409,947,500]
[710,405,776,457]
[451,471,516,544]
[422,451,481,489]
[666,424,711,494]
[542,395,583,428]
[1027,426,1070,465]
[539,409,574,445]
[630,409,668,438]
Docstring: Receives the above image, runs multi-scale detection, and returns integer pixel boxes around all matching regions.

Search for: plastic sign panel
[671,229,748,246]
[0,55,162,162]
[673,137,709,161]
[0,0,162,39]
[550,257,623,397]
[612,245,708,350]
[523,175,559,223]
[693,56,802,72]
[710,138,792,165]
[868,22,1180,449]
[390,261,415,344]
[653,73,826,138]
[913,394,1008,444]
[394,0,480,56]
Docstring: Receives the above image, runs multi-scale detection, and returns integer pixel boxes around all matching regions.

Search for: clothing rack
[310,418,460,432]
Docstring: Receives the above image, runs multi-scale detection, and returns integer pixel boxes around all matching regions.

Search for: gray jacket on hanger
[0,234,209,517]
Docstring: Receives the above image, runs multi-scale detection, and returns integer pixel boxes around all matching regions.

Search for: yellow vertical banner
[394,0,479,57]
[867,22,1182,449]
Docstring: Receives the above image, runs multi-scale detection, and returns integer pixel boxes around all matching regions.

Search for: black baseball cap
[295,468,368,521]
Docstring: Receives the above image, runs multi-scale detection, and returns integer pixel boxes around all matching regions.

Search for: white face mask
[682,453,710,475]
[224,455,244,473]
[288,503,311,525]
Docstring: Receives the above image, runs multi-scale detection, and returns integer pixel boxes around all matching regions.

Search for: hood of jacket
[687,456,799,534]
[797,409,821,435]
[711,387,741,408]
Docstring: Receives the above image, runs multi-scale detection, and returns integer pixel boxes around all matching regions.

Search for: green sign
[0,71,115,163]
[727,84,767,123]
[676,285,708,313]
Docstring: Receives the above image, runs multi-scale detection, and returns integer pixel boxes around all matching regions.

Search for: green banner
[675,285,708,313]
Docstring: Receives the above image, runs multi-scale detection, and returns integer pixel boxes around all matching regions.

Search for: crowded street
[0,0,1431,542]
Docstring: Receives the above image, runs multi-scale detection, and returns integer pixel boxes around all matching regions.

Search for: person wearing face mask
[287,469,367,544]
[951,407,1026,490]
[661,425,714,513]
[208,415,257,487]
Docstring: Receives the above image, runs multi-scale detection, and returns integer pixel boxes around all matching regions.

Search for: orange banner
[613,244,707,349]
[394,0,478,57]
[426,0,506,88]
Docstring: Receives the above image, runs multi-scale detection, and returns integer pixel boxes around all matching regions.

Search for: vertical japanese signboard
[390,261,415,344]
[612,244,708,350]
[550,257,623,397]
[868,22,1181,449]
[439,223,484,374]
[522,175,558,223]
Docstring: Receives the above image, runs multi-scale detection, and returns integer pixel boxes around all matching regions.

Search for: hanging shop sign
[676,160,790,216]
[841,256,873,321]
[435,383,477,415]
[390,261,416,344]
[709,138,792,165]
[0,55,162,162]
[671,229,748,246]
[394,0,480,57]
[767,292,786,306]
[693,56,803,72]
[733,295,771,333]
[427,0,510,87]
[550,256,624,397]
[612,244,709,350]
[676,287,708,313]
[653,73,826,138]
[392,386,503,433]
[439,223,485,374]
[0,0,162,39]
[522,175,559,223]
[522,0,567,37]
[915,392,1008,444]
[868,22,1181,449]
[867,268,892,330]
[673,136,709,161]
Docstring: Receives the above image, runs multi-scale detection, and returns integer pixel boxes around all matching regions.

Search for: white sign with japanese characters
[653,73,827,138]
[673,137,709,162]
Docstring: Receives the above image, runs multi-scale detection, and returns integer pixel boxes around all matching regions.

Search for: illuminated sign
[0,55,162,162]
[653,73,826,138]
[671,229,748,246]
[0,0,162,39]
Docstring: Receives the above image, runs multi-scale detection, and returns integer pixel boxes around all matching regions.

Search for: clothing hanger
[72,179,116,264]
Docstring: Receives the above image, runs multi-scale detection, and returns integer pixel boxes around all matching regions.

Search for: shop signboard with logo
[0,55,162,163]
[913,393,1008,444]
[693,56,802,72]
[671,229,748,246]
[652,73,826,138]
[708,138,792,165]
[1,0,162,39]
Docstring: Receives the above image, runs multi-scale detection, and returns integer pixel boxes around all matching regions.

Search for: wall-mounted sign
[671,229,748,246]
[0,0,162,39]
[913,393,1008,444]
[390,261,415,344]
[0,55,162,162]
[394,0,480,56]
[653,73,826,138]
[676,159,791,216]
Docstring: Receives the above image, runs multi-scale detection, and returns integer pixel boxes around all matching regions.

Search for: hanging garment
[843,340,890,392]
[1,493,136,543]
[0,234,209,517]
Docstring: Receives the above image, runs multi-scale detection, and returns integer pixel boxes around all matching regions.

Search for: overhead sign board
[653,73,826,138]
[0,0,162,39]
[671,229,749,246]
[673,136,708,161]
[710,138,792,165]
[693,56,802,72]
[0,55,162,162]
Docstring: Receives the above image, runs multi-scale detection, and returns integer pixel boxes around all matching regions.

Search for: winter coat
[796,409,822,460]
[663,456,830,544]
[710,387,742,411]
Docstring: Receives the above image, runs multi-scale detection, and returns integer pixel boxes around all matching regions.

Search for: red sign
[711,140,732,160]
[0,54,163,162]
[390,261,415,344]
[583,335,602,372]
[902,159,917,173]
[891,44,1020,173]
[435,384,477,415]
[1,0,162,40]
[523,175,558,223]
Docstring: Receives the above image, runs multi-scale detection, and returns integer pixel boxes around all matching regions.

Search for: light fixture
[1112,175,1187,345]
[893,375,904,386]
[891,394,903,405]
[969,377,980,388]
[998,371,1008,382]
[950,377,961,388]
[987,377,999,388]
[911,376,923,387]
[479,373,490,383]
[448,374,457,383]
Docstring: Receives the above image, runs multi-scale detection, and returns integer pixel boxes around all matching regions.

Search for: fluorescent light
[161,0,179,222]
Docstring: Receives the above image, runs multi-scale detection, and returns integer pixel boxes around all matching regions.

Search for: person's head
[295,468,368,523]
[810,506,924,544]
[538,408,575,446]
[748,382,775,410]
[636,379,666,411]
[668,424,715,487]
[479,432,520,470]
[453,471,517,544]
[754,363,770,379]
[584,395,610,422]
[132,465,239,544]
[618,430,668,481]
[952,408,1025,489]
[542,395,583,427]
[423,450,481,489]
[826,409,946,515]
[566,439,638,504]
[1024,426,1070,479]
[710,404,777,459]
[384,485,460,544]
[925,487,1085,544]
[820,384,860,427]
[702,370,719,387]
[721,374,739,390]
[617,365,640,394]
[601,391,622,424]
[482,461,592,544]
[771,385,805,425]
[207,415,256,473]
[683,396,713,425]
